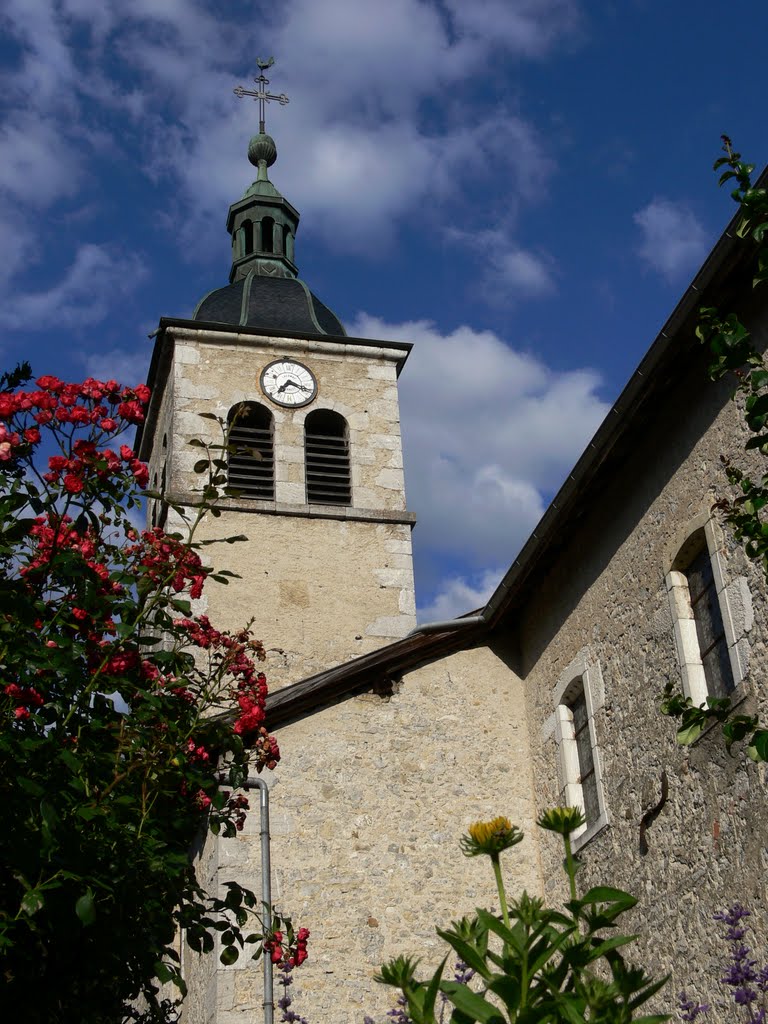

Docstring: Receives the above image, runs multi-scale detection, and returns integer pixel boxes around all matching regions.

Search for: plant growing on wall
[0,366,304,1023]
[374,810,668,1024]
[661,137,768,761]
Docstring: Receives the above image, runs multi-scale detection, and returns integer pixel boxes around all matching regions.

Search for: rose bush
[0,365,299,1023]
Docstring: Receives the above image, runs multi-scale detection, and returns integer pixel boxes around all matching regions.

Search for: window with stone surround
[666,518,752,705]
[551,654,608,848]
[304,409,351,505]
[226,402,274,500]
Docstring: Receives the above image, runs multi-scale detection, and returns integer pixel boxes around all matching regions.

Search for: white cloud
[448,226,555,304]
[0,115,82,206]
[80,346,152,389]
[350,314,609,575]
[0,244,147,329]
[418,566,505,622]
[634,197,709,281]
[1,0,79,103]
[444,0,580,57]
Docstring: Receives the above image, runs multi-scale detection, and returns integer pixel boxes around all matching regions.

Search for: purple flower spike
[678,990,710,1022]
[712,903,768,1021]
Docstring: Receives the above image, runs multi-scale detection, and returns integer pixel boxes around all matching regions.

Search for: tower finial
[234,56,289,135]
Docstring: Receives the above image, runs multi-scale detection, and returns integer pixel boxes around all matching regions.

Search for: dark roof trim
[265,618,487,728]
[157,316,412,358]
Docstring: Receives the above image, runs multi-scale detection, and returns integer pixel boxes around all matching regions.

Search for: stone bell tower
[135,63,416,688]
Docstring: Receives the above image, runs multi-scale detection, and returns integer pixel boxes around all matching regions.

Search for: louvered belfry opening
[227,402,275,500]
[305,409,351,505]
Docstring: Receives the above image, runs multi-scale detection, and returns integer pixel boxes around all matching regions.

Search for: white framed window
[551,652,609,849]
[665,515,752,707]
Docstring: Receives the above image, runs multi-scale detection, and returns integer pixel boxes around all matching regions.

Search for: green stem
[563,833,577,903]
[491,853,510,929]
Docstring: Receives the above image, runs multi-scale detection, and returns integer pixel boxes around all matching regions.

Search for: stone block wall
[183,645,541,1024]
[511,329,768,1010]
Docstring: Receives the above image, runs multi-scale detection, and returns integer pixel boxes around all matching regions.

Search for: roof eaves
[154,316,412,375]
[264,618,488,728]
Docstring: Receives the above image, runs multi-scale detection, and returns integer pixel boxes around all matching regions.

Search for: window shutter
[305,410,351,505]
[227,403,275,500]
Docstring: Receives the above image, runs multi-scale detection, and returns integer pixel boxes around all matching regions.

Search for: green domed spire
[229,59,299,282]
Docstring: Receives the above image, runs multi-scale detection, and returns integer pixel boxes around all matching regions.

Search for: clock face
[260,359,317,407]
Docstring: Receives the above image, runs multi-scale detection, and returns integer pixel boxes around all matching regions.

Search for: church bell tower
[136,62,417,686]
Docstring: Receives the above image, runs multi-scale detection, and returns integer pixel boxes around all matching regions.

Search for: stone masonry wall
[197,645,542,1024]
[160,326,417,674]
[512,306,768,1013]
[192,512,416,689]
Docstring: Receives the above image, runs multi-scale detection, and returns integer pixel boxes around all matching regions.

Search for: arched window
[551,653,608,848]
[227,403,274,500]
[261,217,274,253]
[241,219,254,256]
[666,523,745,703]
[304,409,351,505]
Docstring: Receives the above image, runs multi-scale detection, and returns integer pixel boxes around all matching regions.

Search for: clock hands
[277,377,311,394]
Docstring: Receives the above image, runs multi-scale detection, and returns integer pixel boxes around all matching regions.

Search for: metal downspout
[242,776,274,1024]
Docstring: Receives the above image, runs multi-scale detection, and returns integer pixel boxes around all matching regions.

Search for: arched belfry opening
[304,409,351,505]
[241,219,254,256]
[261,216,274,253]
[227,402,275,500]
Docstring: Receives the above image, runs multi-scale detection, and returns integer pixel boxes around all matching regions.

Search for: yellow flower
[460,816,523,858]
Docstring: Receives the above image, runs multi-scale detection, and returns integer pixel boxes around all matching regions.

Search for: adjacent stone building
[136,101,768,1023]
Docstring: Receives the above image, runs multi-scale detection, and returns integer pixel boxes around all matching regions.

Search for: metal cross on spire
[233,57,289,134]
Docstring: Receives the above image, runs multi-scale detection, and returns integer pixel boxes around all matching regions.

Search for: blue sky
[1,0,766,619]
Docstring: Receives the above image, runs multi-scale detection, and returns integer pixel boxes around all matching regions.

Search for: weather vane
[233,57,289,134]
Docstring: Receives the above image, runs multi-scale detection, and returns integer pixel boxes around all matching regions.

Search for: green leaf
[441,981,505,1024]
[587,933,637,959]
[435,929,492,981]
[20,889,45,916]
[579,886,636,907]
[408,956,447,1024]
[747,729,768,762]
[193,459,210,474]
[75,890,97,926]
[76,805,103,821]
[154,961,175,984]
[17,775,45,796]
[220,945,239,965]
[39,798,59,830]
[677,721,704,745]
[486,974,521,1013]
